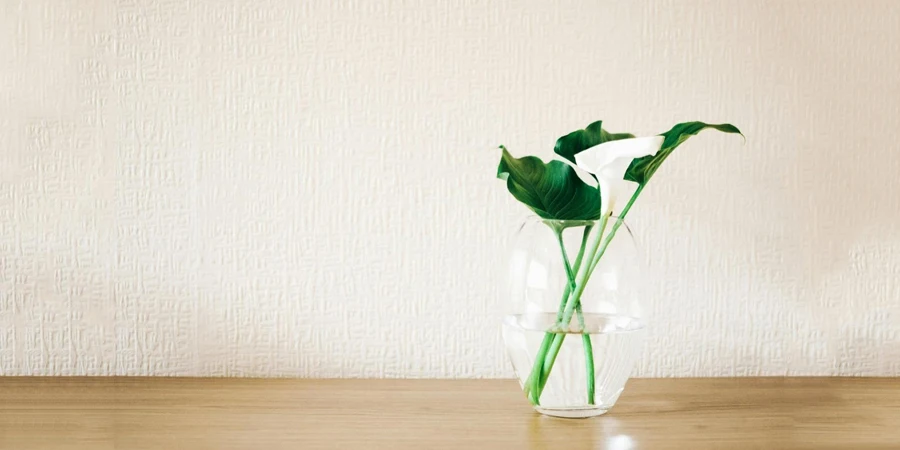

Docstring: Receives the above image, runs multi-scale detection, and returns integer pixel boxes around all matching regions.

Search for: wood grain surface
[0,377,898,449]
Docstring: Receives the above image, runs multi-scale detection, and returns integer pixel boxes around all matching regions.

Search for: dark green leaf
[624,122,743,185]
[554,120,635,165]
[497,146,602,220]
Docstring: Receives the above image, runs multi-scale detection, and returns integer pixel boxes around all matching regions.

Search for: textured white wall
[2,0,899,377]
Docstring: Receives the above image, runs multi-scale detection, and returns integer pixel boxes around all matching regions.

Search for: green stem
[534,185,646,400]
[583,334,596,404]
[558,214,610,334]
[523,225,592,405]
[532,229,577,402]
[571,226,593,287]
[524,334,553,404]
[576,301,595,405]
[588,184,644,274]
[535,217,609,396]
[562,229,595,405]
[554,230,577,292]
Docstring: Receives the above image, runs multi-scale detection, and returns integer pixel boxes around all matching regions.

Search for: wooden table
[0,377,897,449]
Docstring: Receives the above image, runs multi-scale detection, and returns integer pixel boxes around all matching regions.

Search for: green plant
[497,120,743,406]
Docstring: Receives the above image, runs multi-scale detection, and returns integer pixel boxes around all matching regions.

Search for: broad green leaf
[497,146,602,220]
[554,120,635,166]
[624,122,743,185]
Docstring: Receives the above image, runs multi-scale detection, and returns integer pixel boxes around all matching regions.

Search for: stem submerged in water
[577,301,595,405]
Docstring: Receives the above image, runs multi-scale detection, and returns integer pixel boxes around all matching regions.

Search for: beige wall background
[2,0,899,377]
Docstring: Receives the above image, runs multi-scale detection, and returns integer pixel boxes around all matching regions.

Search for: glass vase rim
[524,215,629,227]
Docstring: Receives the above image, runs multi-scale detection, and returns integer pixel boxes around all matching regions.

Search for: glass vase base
[534,405,610,419]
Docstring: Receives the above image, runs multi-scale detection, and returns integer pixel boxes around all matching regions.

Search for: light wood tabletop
[0,377,897,449]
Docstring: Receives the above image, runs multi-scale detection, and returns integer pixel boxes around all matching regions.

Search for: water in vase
[502,313,646,418]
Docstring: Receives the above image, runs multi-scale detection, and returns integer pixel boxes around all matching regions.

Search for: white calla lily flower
[574,136,665,216]
[561,159,598,188]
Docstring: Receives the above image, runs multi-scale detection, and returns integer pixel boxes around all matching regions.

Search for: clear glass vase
[502,216,646,418]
